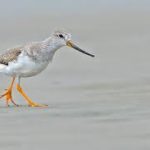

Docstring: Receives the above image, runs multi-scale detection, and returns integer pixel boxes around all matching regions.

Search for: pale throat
[43,37,64,53]
[41,37,64,61]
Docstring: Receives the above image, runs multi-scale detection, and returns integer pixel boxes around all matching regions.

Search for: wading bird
[0,30,94,107]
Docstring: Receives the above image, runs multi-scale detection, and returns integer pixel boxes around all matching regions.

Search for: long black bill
[67,41,95,57]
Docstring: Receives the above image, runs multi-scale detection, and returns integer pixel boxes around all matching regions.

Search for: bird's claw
[0,90,18,107]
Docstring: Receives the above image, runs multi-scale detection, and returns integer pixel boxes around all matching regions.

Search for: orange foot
[16,84,48,107]
[0,89,19,107]
[0,77,18,107]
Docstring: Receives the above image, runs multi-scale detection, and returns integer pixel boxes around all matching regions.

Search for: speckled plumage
[0,47,22,65]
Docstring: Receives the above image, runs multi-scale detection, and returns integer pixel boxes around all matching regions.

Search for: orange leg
[16,84,48,107]
[0,77,18,107]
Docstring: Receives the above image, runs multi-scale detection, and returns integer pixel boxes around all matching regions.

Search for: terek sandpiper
[0,30,95,107]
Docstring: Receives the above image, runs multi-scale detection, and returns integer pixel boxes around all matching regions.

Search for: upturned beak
[66,41,95,57]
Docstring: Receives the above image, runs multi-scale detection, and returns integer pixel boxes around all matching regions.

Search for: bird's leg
[16,84,48,107]
[0,77,18,107]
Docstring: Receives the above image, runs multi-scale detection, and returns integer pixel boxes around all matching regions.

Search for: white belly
[3,55,50,77]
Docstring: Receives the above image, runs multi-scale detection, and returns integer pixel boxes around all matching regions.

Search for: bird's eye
[58,34,64,38]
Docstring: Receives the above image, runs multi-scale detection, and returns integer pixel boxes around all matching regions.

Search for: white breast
[3,54,50,78]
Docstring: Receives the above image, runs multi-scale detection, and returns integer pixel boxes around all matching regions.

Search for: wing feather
[0,47,22,65]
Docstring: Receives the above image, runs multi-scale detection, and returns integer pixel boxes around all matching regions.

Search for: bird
[0,30,95,107]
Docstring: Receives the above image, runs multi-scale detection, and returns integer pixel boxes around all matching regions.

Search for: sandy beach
[0,0,150,150]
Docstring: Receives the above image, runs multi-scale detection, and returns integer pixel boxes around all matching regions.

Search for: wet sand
[0,2,150,149]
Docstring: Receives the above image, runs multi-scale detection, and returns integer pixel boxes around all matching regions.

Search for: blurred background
[0,0,150,150]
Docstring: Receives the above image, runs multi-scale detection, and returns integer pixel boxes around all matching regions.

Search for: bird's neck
[41,37,62,61]
[43,37,63,52]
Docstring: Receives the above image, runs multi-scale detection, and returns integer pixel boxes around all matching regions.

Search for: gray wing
[0,46,22,65]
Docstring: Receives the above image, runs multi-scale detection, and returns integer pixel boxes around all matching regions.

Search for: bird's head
[52,30,95,57]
